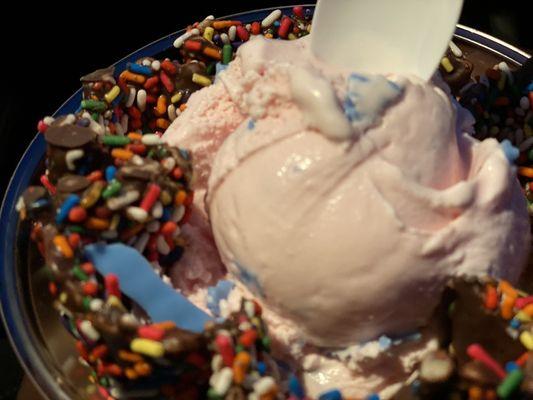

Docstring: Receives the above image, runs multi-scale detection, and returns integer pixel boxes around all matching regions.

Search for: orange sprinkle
[155,118,170,130]
[233,352,251,384]
[152,321,177,331]
[111,148,134,160]
[119,70,146,85]
[203,46,221,60]
[53,235,73,258]
[125,368,138,380]
[501,294,517,320]
[522,303,533,317]
[120,223,145,241]
[134,362,152,376]
[106,363,123,377]
[212,20,241,30]
[127,132,143,141]
[119,350,144,363]
[518,167,533,179]
[179,103,187,112]
[155,95,167,116]
[485,389,497,400]
[516,351,530,366]
[484,284,498,310]
[85,217,110,231]
[174,190,187,205]
[499,280,518,298]
[468,386,483,400]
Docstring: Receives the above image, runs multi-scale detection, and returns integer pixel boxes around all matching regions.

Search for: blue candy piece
[318,389,343,400]
[505,361,520,372]
[501,139,520,164]
[378,335,392,350]
[289,374,305,399]
[207,280,235,317]
[56,194,80,224]
[257,361,267,376]
[366,394,380,400]
[127,62,153,76]
[84,243,213,333]
[510,318,521,329]
[105,166,117,182]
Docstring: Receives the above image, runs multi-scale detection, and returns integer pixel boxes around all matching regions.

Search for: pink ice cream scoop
[165,36,530,350]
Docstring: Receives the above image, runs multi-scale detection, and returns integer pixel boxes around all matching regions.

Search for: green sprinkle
[102,135,131,147]
[206,62,216,76]
[234,344,245,354]
[82,296,91,311]
[81,99,107,112]
[261,336,271,351]
[72,265,88,281]
[91,113,100,121]
[497,369,523,398]
[102,180,122,199]
[99,377,109,387]
[207,388,223,399]
[222,44,233,65]
[67,225,85,234]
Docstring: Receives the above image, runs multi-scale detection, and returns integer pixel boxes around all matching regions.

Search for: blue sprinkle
[56,194,80,224]
[378,335,392,350]
[527,82,533,92]
[111,92,125,108]
[248,119,256,130]
[411,379,421,394]
[318,389,343,400]
[510,318,521,329]
[127,62,153,76]
[77,164,89,176]
[207,280,235,316]
[161,207,172,222]
[349,73,370,83]
[274,20,281,27]
[366,395,380,400]
[179,148,190,160]
[289,374,305,399]
[257,361,267,376]
[235,261,264,298]
[29,198,50,210]
[105,166,117,182]
[505,361,520,372]
[215,62,229,81]
[501,139,520,164]
[77,118,91,127]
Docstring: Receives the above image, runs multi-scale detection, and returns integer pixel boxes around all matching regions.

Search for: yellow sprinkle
[440,57,454,73]
[520,331,533,350]
[110,214,120,231]
[203,26,215,42]
[106,295,126,311]
[104,85,121,103]
[130,338,165,358]
[170,92,183,104]
[192,73,212,87]
[515,311,532,322]
[59,292,68,304]
[288,33,297,40]
[264,33,274,39]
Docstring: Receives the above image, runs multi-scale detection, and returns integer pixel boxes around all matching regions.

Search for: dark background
[0,1,531,398]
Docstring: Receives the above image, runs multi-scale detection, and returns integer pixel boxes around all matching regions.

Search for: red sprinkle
[81,262,95,275]
[68,232,81,248]
[172,167,183,180]
[161,59,178,75]
[160,71,175,93]
[140,183,161,212]
[239,329,258,347]
[236,25,249,41]
[516,352,530,367]
[184,40,202,52]
[467,343,506,379]
[161,221,178,237]
[293,6,304,18]
[48,281,58,297]
[215,334,235,367]
[484,285,498,310]
[90,344,109,361]
[82,281,99,296]
[144,76,160,90]
[105,274,121,299]
[516,296,533,309]
[138,325,166,341]
[37,120,48,133]
[76,340,89,361]
[127,106,142,120]
[251,21,261,35]
[69,206,87,223]
[40,174,56,195]
[278,17,293,39]
[86,170,104,182]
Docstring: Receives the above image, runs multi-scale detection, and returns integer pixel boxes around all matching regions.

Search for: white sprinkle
[173,28,200,48]
[151,201,163,219]
[244,300,256,318]
[142,59,152,66]
[115,119,124,136]
[125,86,136,108]
[253,376,276,395]
[141,134,163,146]
[120,114,129,135]
[245,23,251,31]
[151,60,161,72]
[168,104,177,122]
[16,196,25,212]
[134,232,150,254]
[89,299,104,312]
[211,354,223,372]
[211,367,233,395]
[59,114,76,126]
[79,320,100,342]
[146,220,161,233]
[65,149,84,171]
[228,25,237,41]
[126,206,148,223]
[448,41,463,58]
[171,205,185,223]
[261,9,282,28]
[107,191,140,210]
[220,33,230,44]
[156,235,170,255]
[137,89,147,112]
[521,96,530,110]
[161,157,176,171]
[43,116,55,125]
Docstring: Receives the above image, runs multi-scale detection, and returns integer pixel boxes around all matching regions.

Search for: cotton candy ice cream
[164,36,530,397]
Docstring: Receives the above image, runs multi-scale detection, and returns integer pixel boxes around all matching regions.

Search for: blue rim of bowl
[0,5,531,400]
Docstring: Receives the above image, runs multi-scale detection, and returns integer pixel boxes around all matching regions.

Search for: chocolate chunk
[118,160,160,181]
[162,329,205,355]
[22,186,47,206]
[45,124,96,149]
[225,386,246,400]
[81,66,115,83]
[56,175,91,193]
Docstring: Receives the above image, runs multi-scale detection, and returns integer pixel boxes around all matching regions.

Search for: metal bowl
[1,5,531,400]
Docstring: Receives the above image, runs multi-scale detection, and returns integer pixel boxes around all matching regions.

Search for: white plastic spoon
[310,0,464,80]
